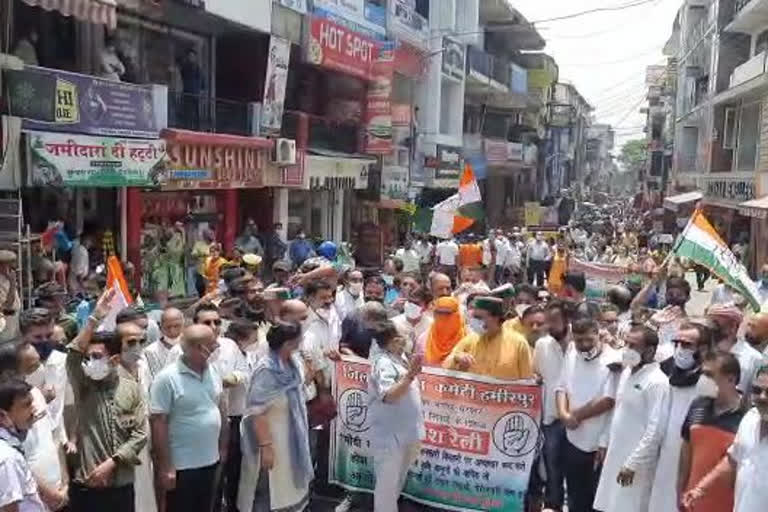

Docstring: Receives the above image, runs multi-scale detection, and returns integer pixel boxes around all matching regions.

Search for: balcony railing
[282,111,361,154]
[167,92,252,136]
[467,47,509,89]
[730,51,767,88]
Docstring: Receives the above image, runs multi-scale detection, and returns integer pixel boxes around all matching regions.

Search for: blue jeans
[542,421,566,510]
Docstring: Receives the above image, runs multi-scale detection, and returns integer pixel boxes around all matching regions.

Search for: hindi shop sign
[330,357,541,511]
[27,132,166,187]
[703,177,756,203]
[306,16,379,81]
[163,141,267,190]
[4,67,166,138]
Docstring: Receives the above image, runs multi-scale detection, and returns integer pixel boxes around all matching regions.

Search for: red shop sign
[394,41,426,78]
[163,141,267,190]
[306,16,379,80]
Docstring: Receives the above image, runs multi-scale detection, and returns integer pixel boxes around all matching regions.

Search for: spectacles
[124,337,146,347]
[202,319,223,327]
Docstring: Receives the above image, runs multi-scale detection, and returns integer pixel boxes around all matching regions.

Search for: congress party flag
[413,163,484,238]
[98,256,134,330]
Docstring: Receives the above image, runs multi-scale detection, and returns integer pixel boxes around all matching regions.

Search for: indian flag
[413,162,484,238]
[673,209,762,311]
[98,256,135,331]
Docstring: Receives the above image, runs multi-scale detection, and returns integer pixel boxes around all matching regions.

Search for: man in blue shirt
[289,229,315,268]
[150,324,227,512]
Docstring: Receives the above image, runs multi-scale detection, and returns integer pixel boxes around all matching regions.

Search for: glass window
[736,102,760,172]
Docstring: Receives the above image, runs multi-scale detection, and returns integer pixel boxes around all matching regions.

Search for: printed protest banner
[261,36,291,132]
[330,357,541,512]
[27,131,166,187]
[569,258,632,299]
[364,41,394,154]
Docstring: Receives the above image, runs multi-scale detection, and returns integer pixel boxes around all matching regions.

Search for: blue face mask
[33,341,55,361]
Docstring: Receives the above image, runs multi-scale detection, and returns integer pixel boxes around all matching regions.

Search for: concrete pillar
[319,190,330,240]
[272,188,289,239]
[222,189,238,253]
[332,189,344,242]
[126,188,143,290]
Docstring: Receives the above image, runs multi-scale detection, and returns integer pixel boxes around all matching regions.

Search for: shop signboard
[261,36,291,133]
[508,142,523,161]
[441,38,465,82]
[27,131,166,187]
[484,138,508,165]
[394,40,426,78]
[330,357,541,511]
[312,0,386,38]
[430,145,462,181]
[388,0,429,48]
[4,67,167,138]
[364,41,394,154]
[306,155,372,190]
[700,176,756,203]
[276,0,307,14]
[306,16,380,81]
[391,103,411,126]
[163,140,267,190]
[380,165,408,200]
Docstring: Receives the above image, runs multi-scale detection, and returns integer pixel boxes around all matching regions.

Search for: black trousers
[224,416,243,512]
[528,259,547,286]
[69,482,134,512]
[564,438,601,512]
[166,463,219,512]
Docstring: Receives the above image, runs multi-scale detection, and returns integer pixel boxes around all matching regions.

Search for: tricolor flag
[673,209,762,311]
[98,256,134,331]
[413,163,484,238]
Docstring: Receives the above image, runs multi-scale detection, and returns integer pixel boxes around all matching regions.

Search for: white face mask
[673,346,697,370]
[122,346,143,366]
[348,282,363,296]
[82,358,111,381]
[622,347,642,368]
[382,274,394,286]
[404,301,422,320]
[25,364,46,389]
[468,317,487,336]
[695,375,719,398]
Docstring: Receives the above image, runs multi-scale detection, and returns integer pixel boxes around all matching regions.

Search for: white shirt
[143,338,178,381]
[23,387,63,491]
[70,243,89,278]
[302,306,342,400]
[0,429,45,512]
[413,241,433,264]
[435,240,459,266]
[527,240,550,261]
[391,313,432,355]
[335,289,364,322]
[594,362,669,512]
[168,336,249,417]
[730,338,766,395]
[395,248,421,274]
[534,336,568,426]
[728,407,768,512]
[42,350,70,445]
[556,345,619,451]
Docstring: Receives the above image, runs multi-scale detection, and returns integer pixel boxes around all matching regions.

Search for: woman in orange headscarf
[421,296,466,366]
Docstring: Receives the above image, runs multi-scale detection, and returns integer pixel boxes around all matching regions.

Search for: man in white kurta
[647,323,710,512]
[594,325,670,512]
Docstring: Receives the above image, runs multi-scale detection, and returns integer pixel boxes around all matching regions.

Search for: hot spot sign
[307,16,379,80]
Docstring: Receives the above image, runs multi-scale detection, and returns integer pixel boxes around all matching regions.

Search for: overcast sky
[512,0,682,151]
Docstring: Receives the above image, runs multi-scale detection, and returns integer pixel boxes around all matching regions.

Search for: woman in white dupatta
[238,321,313,512]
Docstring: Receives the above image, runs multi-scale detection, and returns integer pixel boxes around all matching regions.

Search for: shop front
[125,129,274,293]
[483,139,537,228]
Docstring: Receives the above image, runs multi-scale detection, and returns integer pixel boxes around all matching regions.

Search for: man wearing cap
[241,253,262,276]
[269,260,292,289]
[443,296,533,380]
[0,249,20,342]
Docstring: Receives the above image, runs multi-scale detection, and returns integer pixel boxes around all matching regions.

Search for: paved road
[685,271,716,317]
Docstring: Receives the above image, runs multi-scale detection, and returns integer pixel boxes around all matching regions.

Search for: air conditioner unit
[273,138,296,166]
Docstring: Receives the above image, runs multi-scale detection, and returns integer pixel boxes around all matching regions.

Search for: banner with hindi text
[330,357,541,512]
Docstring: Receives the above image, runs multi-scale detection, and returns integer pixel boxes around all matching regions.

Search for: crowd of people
[1,205,768,512]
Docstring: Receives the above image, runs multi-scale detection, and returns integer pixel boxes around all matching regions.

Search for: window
[756,29,768,56]
[735,102,761,172]
[723,107,736,150]
[415,0,429,19]
[680,126,698,172]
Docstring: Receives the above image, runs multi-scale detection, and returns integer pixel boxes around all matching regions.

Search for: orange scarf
[425,297,465,365]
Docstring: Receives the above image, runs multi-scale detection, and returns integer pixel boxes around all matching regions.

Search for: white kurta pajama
[647,382,699,512]
[729,408,768,512]
[593,362,669,512]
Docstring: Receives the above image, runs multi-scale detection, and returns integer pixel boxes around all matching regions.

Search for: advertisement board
[306,16,379,80]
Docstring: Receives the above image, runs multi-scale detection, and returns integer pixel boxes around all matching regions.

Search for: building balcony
[479,0,545,51]
[726,0,768,33]
[167,92,255,136]
[466,47,530,109]
[730,51,766,88]
[712,51,768,105]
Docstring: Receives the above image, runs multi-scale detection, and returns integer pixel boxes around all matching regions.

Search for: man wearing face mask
[594,325,669,512]
[144,307,184,381]
[648,322,713,512]
[0,377,47,511]
[756,263,768,304]
[637,275,692,362]
[20,308,70,450]
[150,325,227,512]
[335,269,364,322]
[706,304,763,397]
[677,351,745,512]
[391,287,432,356]
[443,296,532,380]
[66,289,148,512]
[683,363,768,512]
[554,318,619,512]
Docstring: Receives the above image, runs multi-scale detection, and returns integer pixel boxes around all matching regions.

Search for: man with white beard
[594,324,669,512]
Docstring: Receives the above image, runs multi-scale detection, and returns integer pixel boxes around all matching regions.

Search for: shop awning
[663,191,703,211]
[738,196,768,219]
[21,0,117,28]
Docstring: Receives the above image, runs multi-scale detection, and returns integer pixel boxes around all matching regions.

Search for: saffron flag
[413,163,484,238]
[673,209,762,311]
[99,256,134,330]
